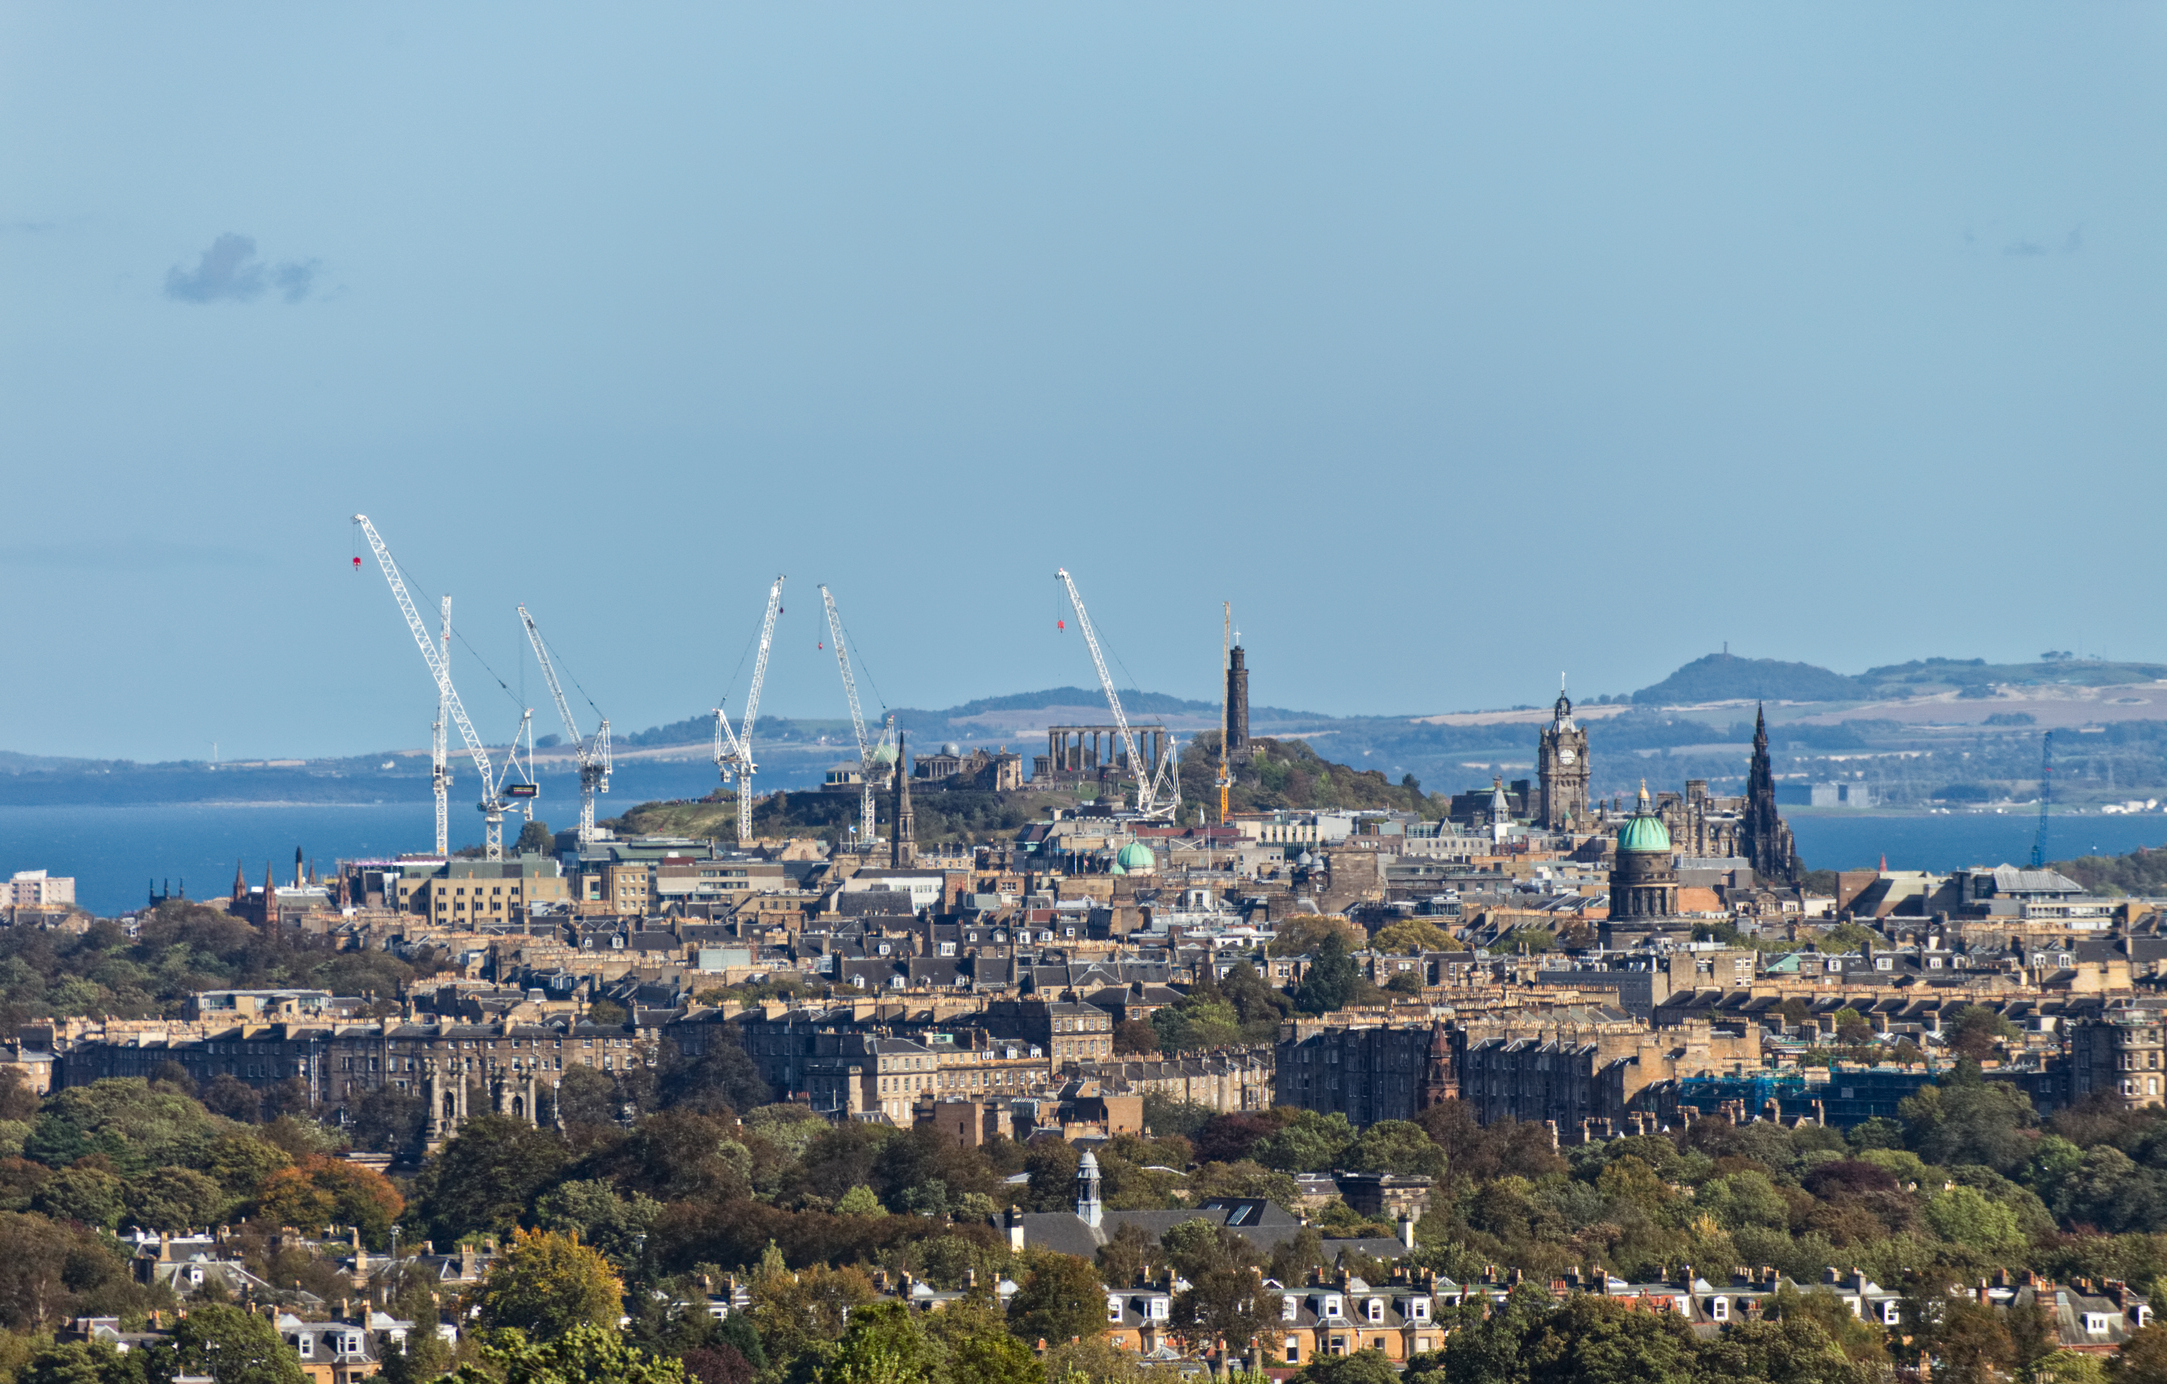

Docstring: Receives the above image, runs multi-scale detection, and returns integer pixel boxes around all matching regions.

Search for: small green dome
[1115,842,1157,873]
[1618,814,1671,853]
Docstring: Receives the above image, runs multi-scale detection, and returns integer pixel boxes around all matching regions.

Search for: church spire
[891,731,916,868]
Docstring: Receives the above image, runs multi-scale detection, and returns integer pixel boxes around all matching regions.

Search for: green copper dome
[1617,780,1671,853]
[1618,814,1671,854]
[1115,842,1157,873]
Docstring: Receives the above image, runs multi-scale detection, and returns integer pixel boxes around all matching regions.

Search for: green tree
[1371,920,1461,954]
[33,1166,124,1229]
[169,1303,309,1384]
[1296,1350,1399,1384]
[1153,998,1245,1053]
[25,1079,222,1175]
[1254,1111,1357,1173]
[471,1227,625,1336]
[125,1165,227,1231]
[1924,1184,2027,1257]
[454,1323,683,1384]
[535,1178,664,1266]
[1343,1120,1446,1178]
[1900,1067,2036,1173]
[1268,916,1368,958]
[835,1185,888,1217]
[408,1114,567,1244]
[2111,1326,2167,1384]
[1292,932,1373,1015]
[19,1341,145,1384]
[1944,1006,2020,1061]
[1167,1224,1273,1352]
[514,821,555,854]
[1694,1316,1874,1384]
[1007,1252,1109,1347]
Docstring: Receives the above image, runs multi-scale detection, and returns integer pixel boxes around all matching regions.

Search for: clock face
[1558,749,1577,764]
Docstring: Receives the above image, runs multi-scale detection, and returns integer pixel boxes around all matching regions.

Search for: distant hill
[1633,654,1867,706]
[1632,652,2167,708]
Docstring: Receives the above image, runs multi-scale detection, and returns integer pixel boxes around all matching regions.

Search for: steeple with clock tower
[1537,682,1590,831]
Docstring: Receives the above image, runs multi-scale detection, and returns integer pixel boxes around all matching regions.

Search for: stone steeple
[1741,704,1800,884]
[891,731,916,868]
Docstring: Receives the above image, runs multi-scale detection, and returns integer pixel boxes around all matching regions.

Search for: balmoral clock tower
[1537,688,1590,831]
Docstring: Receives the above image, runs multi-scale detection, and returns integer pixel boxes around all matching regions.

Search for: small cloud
[273,259,319,303]
[2063,225,2084,254]
[2004,240,2047,257]
[165,233,320,304]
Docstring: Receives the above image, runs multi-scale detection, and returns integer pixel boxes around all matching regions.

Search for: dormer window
[1366,1298,1385,1323]
[1148,1297,1169,1321]
[1283,1297,1300,1322]
[2086,1314,2112,1335]
[1882,1301,1901,1325]
[1323,1295,1344,1319]
[1408,1298,1430,1321]
[1710,1297,1729,1322]
[2139,1307,2153,1328]
[1107,1295,1124,1324]
[297,1336,314,1359]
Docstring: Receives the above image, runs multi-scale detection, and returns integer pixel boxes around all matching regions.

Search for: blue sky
[3,4,2162,760]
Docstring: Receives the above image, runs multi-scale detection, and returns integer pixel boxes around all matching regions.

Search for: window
[2086,1315,2111,1335]
[1882,1301,1901,1325]
[298,1337,314,1359]
[1366,1299,1384,1323]
[1323,1296,1343,1319]
[1282,1297,1299,1323]
[1106,1296,1123,1324]
[1408,1298,1430,1321]
[1285,1339,1300,1364]
[1710,1297,1729,1322]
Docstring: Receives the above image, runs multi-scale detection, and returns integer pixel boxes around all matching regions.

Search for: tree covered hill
[1178,735,1439,819]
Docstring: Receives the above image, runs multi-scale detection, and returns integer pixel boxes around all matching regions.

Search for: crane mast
[433,596,451,856]
[1055,568,1176,820]
[819,584,879,850]
[715,576,785,846]
[353,514,510,860]
[520,604,611,849]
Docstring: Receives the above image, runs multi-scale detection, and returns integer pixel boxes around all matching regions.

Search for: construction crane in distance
[354,514,515,861]
[2031,729,2054,869]
[1055,567,1179,821]
[431,596,451,856]
[818,584,881,851]
[519,604,611,849]
[712,576,785,846]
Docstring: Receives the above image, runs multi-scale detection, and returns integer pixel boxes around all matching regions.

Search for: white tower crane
[354,514,513,860]
[710,576,785,846]
[519,604,611,849]
[818,584,880,850]
[1055,567,1180,821]
[431,595,451,857]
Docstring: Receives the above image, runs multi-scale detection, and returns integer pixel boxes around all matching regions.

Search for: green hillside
[1632,654,1866,705]
[1178,734,1439,819]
